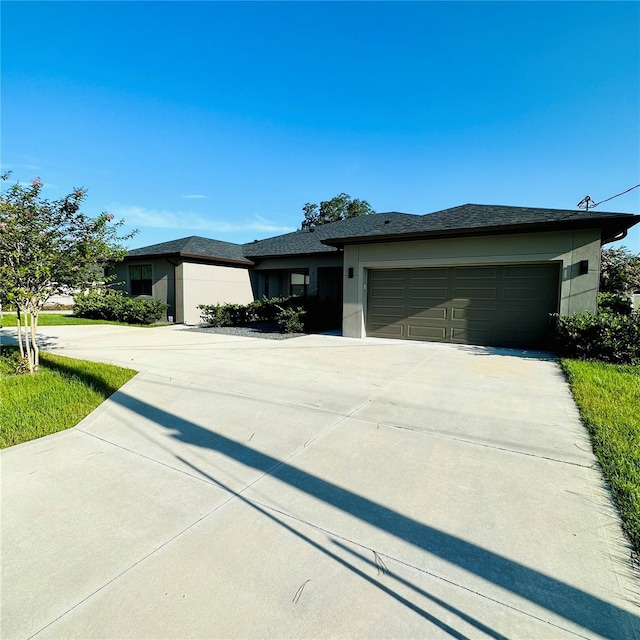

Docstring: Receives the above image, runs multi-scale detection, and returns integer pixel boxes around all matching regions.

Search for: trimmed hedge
[74,289,167,325]
[553,311,640,365]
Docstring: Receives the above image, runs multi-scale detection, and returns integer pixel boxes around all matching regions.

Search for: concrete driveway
[1,325,638,639]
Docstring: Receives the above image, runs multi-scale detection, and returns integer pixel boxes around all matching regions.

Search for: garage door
[366,264,560,348]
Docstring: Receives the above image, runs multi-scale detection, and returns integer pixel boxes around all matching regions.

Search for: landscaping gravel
[182,322,304,340]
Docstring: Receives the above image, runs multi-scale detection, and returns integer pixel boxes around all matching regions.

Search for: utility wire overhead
[578,184,640,211]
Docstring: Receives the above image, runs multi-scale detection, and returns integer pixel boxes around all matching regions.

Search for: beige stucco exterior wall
[178,262,253,324]
[342,229,602,338]
[110,258,176,322]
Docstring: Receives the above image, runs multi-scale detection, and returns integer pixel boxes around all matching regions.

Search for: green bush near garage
[74,289,167,325]
[552,311,640,365]
[597,292,633,316]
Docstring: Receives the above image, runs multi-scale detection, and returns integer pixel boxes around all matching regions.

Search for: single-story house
[110,203,639,349]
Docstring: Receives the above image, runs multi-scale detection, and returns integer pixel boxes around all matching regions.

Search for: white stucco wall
[342,229,602,338]
[178,262,254,324]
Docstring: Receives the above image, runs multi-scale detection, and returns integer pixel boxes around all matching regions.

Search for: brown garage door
[366,264,560,348]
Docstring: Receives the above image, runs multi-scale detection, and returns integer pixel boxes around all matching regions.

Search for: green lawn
[0,313,170,327]
[0,347,136,448]
[1,313,126,327]
[562,359,640,556]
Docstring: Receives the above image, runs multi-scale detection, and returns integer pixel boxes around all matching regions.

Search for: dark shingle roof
[126,205,639,263]
[242,213,418,258]
[321,204,640,246]
[127,236,252,265]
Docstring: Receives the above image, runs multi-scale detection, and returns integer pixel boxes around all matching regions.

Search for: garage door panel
[369,322,405,337]
[452,307,496,321]
[408,287,449,300]
[372,270,406,282]
[451,326,493,343]
[454,266,498,279]
[501,308,551,324]
[369,304,405,318]
[407,325,447,339]
[409,306,448,320]
[453,287,497,300]
[371,287,405,299]
[409,268,448,280]
[503,287,552,301]
[366,264,559,348]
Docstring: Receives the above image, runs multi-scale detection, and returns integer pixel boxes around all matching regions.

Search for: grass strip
[561,359,640,556]
[0,348,136,448]
[0,313,170,327]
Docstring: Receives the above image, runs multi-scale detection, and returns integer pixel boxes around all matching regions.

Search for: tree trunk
[24,313,34,374]
[16,306,35,373]
[30,312,39,371]
[16,308,25,359]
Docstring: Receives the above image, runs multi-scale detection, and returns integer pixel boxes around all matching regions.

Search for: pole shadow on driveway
[107,389,638,639]
[174,454,509,640]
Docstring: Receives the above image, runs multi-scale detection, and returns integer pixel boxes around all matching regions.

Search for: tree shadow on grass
[32,349,135,397]
[111,390,639,639]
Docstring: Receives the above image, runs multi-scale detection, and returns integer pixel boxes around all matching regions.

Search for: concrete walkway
[1,325,638,639]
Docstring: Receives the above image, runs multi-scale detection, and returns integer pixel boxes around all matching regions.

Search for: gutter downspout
[603,229,628,245]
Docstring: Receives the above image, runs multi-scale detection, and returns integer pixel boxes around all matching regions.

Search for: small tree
[0,173,134,373]
[301,193,374,230]
[600,247,640,294]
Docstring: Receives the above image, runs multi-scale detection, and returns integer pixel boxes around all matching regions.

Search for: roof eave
[322,216,640,248]
[126,251,181,260]
[125,251,254,266]
[242,247,340,260]
[178,252,254,266]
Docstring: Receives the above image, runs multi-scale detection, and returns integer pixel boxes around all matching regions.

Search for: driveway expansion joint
[370,421,595,468]
[5,327,637,640]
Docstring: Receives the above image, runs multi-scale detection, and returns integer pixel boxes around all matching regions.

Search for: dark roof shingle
[242,213,418,258]
[321,204,640,246]
[127,236,252,265]
[125,205,639,262]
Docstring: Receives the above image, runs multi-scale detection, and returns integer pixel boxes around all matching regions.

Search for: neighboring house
[111,203,639,349]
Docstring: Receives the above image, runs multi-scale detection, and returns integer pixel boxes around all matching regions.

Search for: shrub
[275,306,305,333]
[251,296,289,322]
[598,292,632,316]
[198,304,231,327]
[199,294,342,333]
[74,289,119,320]
[74,289,166,324]
[120,297,166,324]
[553,311,640,365]
[198,303,257,326]
[225,303,255,326]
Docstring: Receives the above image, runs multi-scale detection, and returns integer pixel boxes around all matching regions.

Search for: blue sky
[2,1,639,251]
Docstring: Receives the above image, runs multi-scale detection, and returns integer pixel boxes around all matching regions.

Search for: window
[130,265,152,296]
[290,271,309,296]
